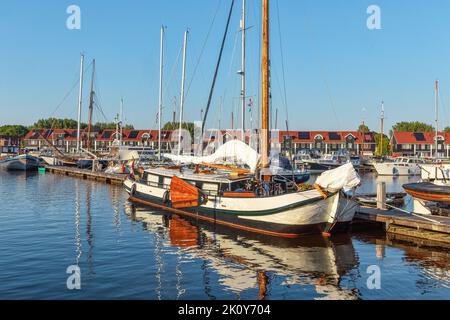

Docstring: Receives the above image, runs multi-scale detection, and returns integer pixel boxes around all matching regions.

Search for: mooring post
[377,182,387,210]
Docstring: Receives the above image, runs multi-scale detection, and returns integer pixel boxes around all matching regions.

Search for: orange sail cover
[170,176,201,209]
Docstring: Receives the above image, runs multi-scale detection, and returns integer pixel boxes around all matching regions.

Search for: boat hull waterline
[0,155,40,171]
[124,178,358,238]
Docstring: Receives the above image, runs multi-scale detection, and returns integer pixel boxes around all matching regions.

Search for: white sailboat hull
[124,178,358,237]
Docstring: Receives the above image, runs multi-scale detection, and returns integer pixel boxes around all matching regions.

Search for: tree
[163,122,195,138]
[93,122,134,130]
[358,124,370,133]
[374,133,390,156]
[444,127,450,133]
[31,118,134,130]
[0,125,29,138]
[392,121,434,133]
[32,118,86,129]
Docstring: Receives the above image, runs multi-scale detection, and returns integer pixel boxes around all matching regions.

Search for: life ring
[163,191,171,204]
[130,184,137,197]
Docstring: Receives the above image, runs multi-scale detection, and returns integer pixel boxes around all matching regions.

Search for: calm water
[1,170,450,300]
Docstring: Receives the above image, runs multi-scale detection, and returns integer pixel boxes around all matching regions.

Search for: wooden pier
[355,207,450,245]
[44,166,126,185]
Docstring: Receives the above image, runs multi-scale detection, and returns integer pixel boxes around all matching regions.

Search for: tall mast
[120,98,124,146]
[380,101,384,156]
[87,59,96,151]
[240,0,246,141]
[158,26,165,160]
[178,30,188,156]
[76,53,85,153]
[261,0,270,169]
[435,80,439,160]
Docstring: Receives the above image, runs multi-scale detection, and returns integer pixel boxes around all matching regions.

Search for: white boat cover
[164,140,261,172]
[316,163,361,192]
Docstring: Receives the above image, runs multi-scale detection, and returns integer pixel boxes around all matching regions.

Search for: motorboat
[373,157,424,176]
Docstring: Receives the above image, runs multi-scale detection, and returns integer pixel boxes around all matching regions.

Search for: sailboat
[403,81,450,216]
[124,0,360,238]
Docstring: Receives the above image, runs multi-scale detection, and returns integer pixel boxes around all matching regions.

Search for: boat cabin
[141,168,252,197]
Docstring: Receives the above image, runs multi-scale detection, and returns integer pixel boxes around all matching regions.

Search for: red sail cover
[170,176,201,209]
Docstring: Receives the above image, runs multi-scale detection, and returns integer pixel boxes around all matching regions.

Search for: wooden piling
[377,182,387,210]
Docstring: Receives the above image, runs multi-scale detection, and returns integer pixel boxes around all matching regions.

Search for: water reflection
[74,180,82,266]
[355,230,450,290]
[125,204,360,300]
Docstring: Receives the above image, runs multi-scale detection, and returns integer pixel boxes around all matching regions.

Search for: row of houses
[9,128,450,158]
[0,136,20,155]
[20,128,379,155]
[390,132,450,158]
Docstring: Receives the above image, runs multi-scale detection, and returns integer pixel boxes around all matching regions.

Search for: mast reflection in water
[1,171,450,299]
[125,204,360,300]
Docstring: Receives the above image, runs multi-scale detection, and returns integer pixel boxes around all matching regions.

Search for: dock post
[377,182,387,210]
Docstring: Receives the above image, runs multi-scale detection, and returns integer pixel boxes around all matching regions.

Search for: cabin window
[230,181,247,192]
[147,174,159,184]
[202,183,219,195]
[164,178,172,186]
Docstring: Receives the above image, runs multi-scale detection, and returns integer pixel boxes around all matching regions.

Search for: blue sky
[1,0,450,132]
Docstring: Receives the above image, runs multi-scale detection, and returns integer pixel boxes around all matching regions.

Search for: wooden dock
[45,166,127,185]
[355,207,450,246]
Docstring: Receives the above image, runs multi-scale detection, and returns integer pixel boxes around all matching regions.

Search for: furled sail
[164,140,261,172]
[316,163,361,193]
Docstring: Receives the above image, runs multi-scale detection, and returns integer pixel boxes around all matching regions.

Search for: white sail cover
[316,163,361,192]
[164,140,261,172]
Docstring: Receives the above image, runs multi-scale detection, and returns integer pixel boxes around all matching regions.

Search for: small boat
[403,182,450,216]
[373,157,424,176]
[403,182,450,204]
[300,154,349,174]
[0,154,40,171]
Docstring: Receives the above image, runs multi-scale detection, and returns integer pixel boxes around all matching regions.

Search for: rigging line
[163,43,184,103]
[275,0,289,126]
[48,60,93,119]
[185,0,223,99]
[300,5,342,130]
[202,0,236,139]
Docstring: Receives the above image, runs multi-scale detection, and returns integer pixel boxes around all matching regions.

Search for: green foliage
[374,133,390,156]
[32,118,86,129]
[358,124,370,133]
[31,118,134,130]
[0,125,29,138]
[93,122,134,130]
[392,121,434,133]
[163,122,195,138]
[444,127,450,133]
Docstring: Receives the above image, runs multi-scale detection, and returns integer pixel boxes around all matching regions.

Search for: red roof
[279,131,375,144]
[393,132,450,145]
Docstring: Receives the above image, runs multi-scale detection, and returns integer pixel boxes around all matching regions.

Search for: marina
[3,0,450,304]
[1,170,450,300]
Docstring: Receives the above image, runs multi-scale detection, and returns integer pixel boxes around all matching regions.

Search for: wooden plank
[45,165,126,184]
[356,207,450,234]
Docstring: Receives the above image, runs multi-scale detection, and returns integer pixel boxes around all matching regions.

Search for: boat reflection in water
[124,204,360,300]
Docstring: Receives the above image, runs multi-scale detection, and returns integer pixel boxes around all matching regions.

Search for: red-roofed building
[391,132,450,158]
[279,131,376,156]
[23,129,174,153]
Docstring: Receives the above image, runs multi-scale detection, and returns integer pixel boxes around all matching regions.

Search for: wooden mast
[261,0,270,169]
[87,59,95,151]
